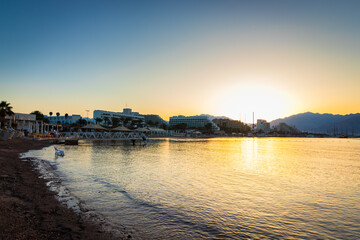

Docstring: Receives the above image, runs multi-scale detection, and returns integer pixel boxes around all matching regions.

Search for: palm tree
[0,101,14,129]
[111,117,120,128]
[103,117,110,126]
[64,113,69,124]
[95,118,102,124]
[119,117,125,126]
[30,110,44,121]
[124,117,131,125]
[54,112,61,130]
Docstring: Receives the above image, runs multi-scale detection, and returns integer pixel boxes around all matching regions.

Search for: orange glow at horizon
[211,81,299,122]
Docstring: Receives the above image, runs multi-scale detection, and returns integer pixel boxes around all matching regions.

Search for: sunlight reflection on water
[29,138,360,239]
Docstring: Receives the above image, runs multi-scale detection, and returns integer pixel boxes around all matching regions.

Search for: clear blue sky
[1,0,360,121]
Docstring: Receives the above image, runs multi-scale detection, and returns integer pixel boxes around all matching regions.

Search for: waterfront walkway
[58,131,146,141]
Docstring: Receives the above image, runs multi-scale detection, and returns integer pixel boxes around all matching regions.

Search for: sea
[24,137,360,239]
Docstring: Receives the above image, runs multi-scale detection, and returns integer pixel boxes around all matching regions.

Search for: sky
[1,0,359,122]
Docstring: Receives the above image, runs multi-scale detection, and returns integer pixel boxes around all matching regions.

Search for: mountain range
[270,112,360,135]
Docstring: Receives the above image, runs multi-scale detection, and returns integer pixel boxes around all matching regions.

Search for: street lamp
[85,110,89,124]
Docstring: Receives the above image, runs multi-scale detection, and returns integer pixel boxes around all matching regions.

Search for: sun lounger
[14,131,24,138]
[0,129,15,140]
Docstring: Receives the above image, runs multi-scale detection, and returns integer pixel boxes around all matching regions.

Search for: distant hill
[271,112,360,135]
[198,114,232,121]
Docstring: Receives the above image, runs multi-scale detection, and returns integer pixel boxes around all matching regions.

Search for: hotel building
[5,113,43,133]
[142,114,168,127]
[93,108,145,124]
[256,119,271,133]
[213,118,247,130]
[169,115,220,131]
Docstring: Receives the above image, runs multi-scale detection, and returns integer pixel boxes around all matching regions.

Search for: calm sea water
[27,138,360,239]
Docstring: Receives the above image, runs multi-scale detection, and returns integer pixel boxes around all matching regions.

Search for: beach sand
[0,139,120,240]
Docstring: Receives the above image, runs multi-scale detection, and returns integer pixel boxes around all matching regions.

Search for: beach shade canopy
[81,124,107,130]
[134,127,150,132]
[111,126,132,132]
[148,127,167,132]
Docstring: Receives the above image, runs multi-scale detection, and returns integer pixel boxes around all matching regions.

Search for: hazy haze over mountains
[271,112,360,134]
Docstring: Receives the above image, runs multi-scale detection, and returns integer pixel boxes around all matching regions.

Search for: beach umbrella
[81,124,107,130]
[148,127,167,132]
[134,127,150,132]
[111,126,132,132]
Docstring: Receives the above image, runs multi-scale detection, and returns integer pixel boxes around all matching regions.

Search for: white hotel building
[5,113,42,133]
[93,108,145,124]
[169,115,220,131]
[256,119,271,133]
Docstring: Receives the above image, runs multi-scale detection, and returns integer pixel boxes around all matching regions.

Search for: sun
[213,82,295,122]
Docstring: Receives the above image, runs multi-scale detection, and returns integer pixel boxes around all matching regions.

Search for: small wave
[92,177,230,239]
[20,152,129,239]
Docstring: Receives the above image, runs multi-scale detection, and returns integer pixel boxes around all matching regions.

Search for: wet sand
[0,139,121,240]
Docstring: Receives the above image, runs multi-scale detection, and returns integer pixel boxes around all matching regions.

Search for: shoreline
[0,139,121,240]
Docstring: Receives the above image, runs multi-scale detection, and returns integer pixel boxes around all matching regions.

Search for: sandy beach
[0,139,119,240]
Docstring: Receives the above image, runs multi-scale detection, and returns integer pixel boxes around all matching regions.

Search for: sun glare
[214,82,294,122]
